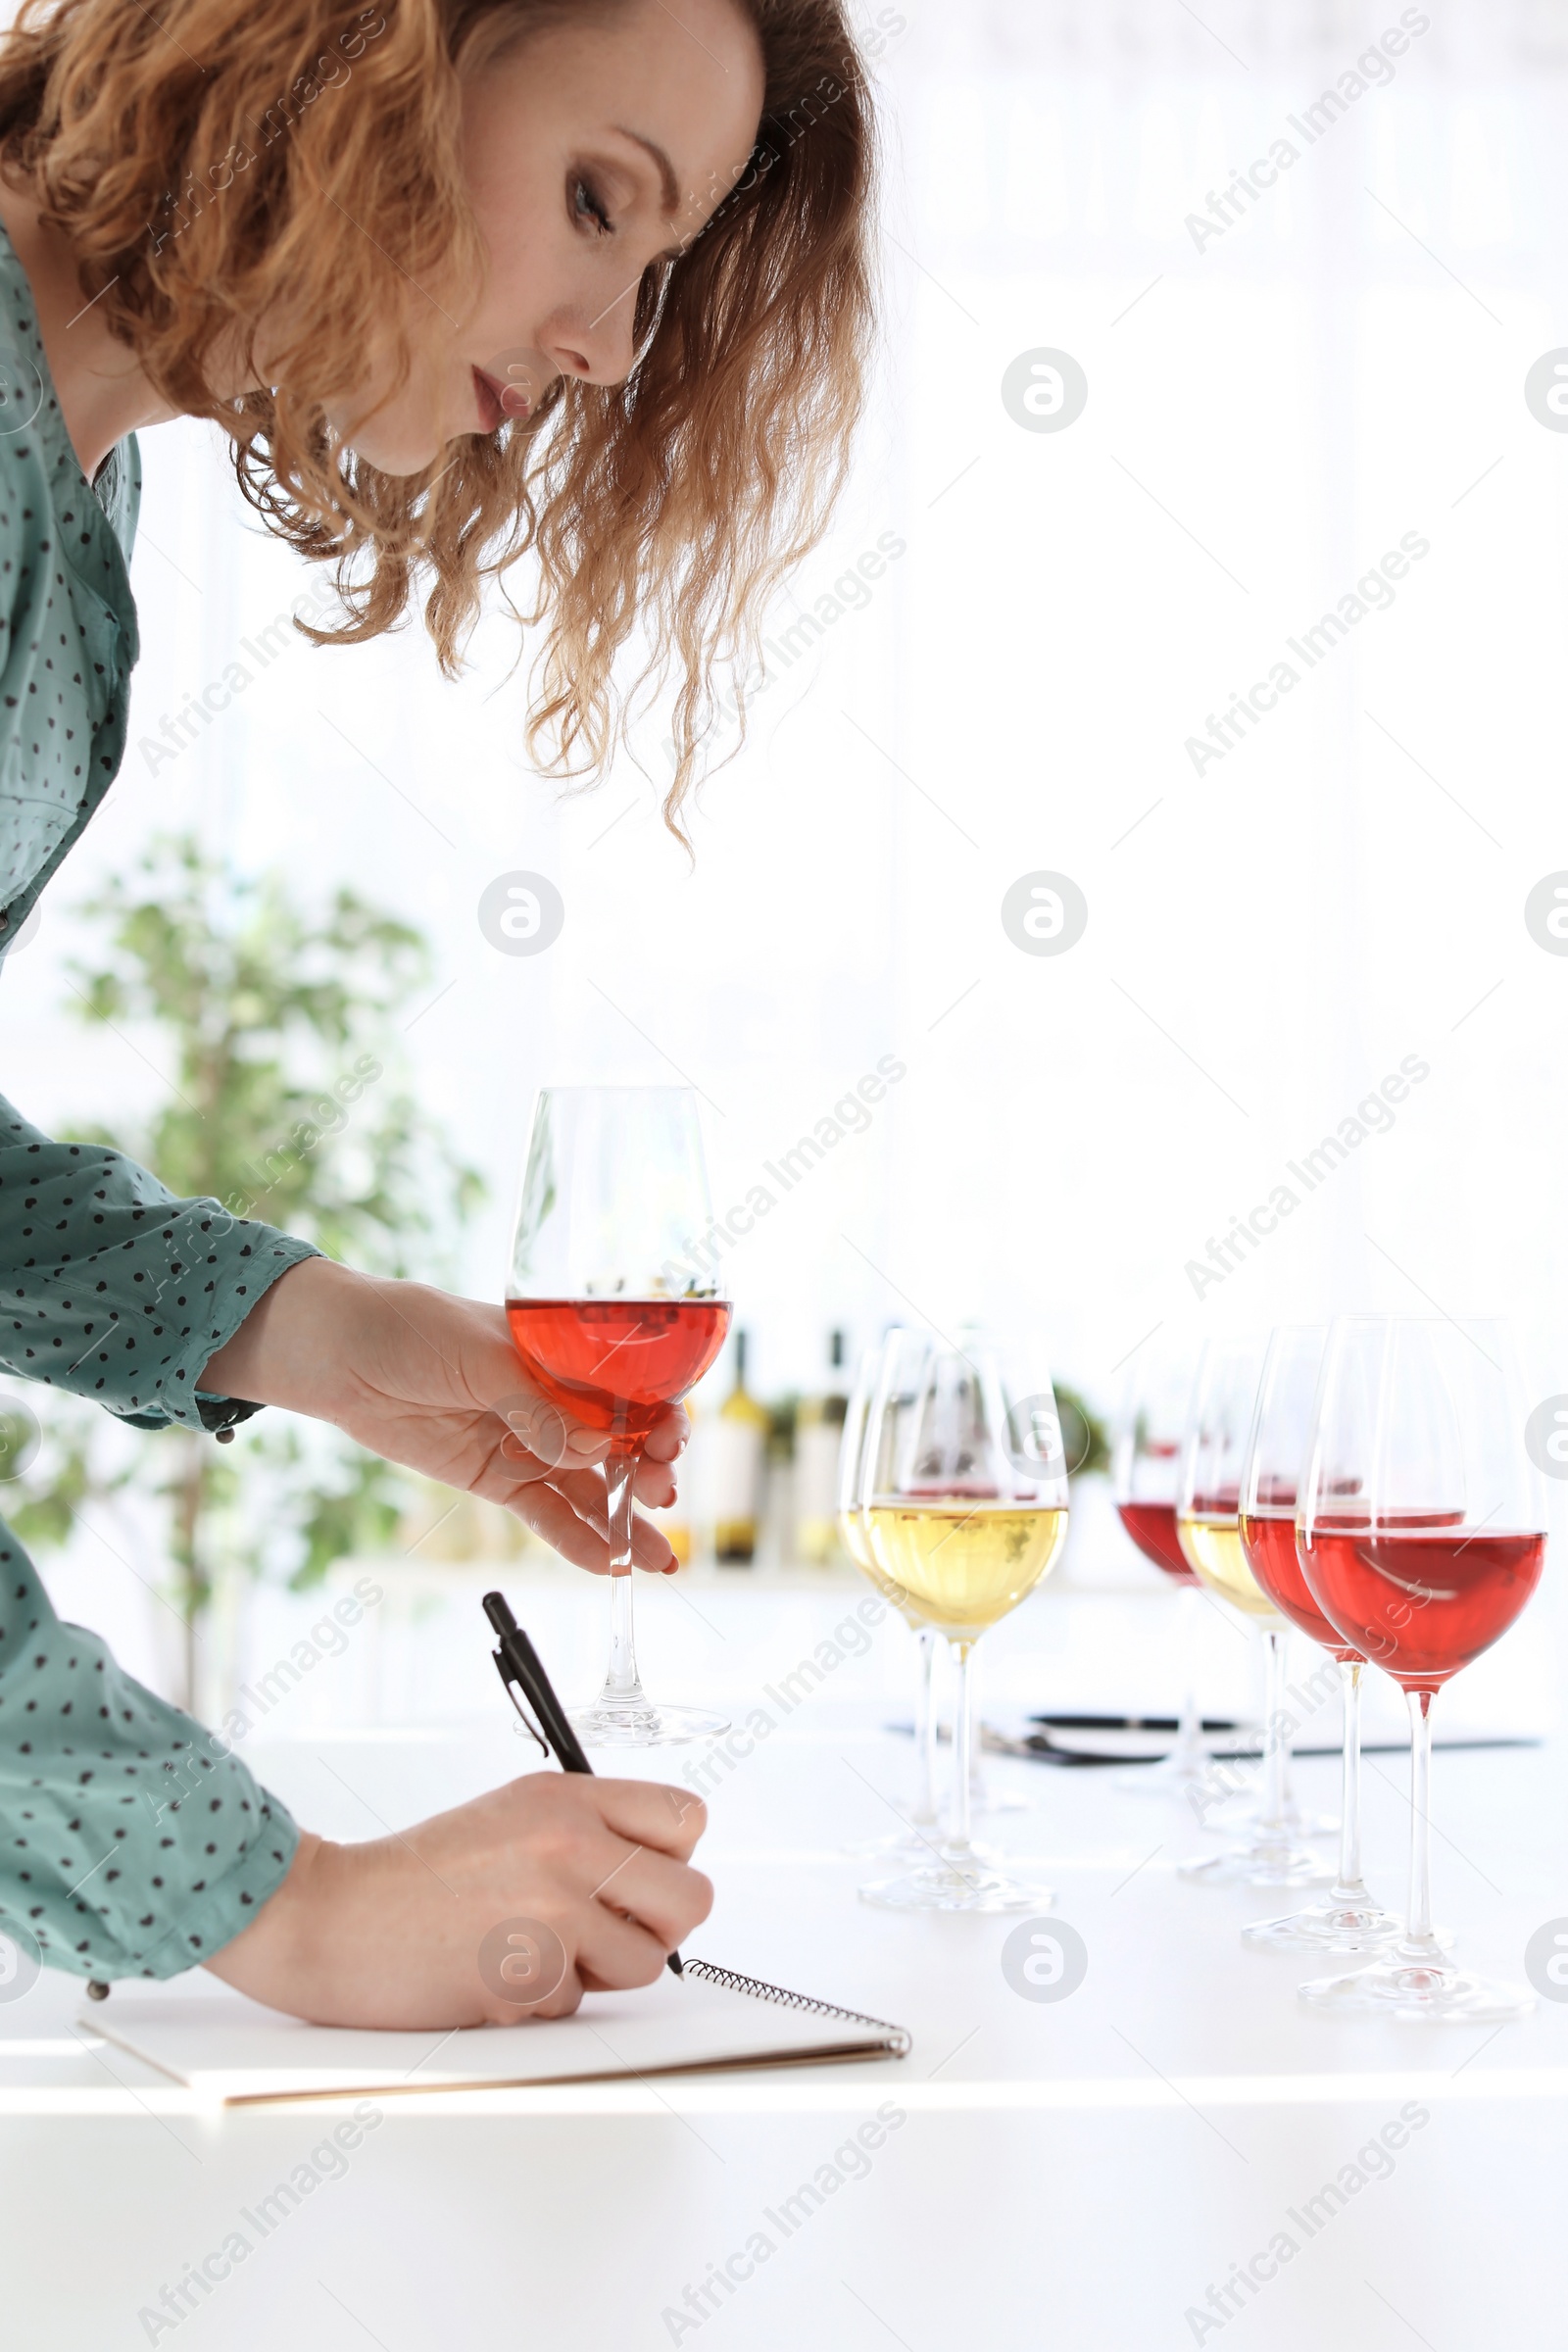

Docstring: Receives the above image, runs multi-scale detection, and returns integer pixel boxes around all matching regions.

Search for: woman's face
[339,0,765,474]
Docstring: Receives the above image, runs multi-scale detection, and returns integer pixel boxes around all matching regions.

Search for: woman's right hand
[203,1774,711,2028]
[202,1261,692,1576]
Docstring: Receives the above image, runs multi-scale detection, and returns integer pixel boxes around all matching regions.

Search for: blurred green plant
[1055,1384,1109,1480]
[6,833,482,1707]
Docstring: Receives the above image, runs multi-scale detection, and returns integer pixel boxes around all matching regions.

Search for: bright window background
[5,0,1566,1731]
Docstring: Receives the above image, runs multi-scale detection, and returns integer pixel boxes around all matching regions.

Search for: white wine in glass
[858,1330,1068,1914]
[1174,1514,1276,1617]
[507,1086,730,1748]
[861,1502,1064,1629]
[836,1341,940,1857]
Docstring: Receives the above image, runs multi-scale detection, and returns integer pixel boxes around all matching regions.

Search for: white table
[5,1690,1567,2351]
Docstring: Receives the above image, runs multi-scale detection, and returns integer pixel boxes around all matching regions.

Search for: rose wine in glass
[1239,1324,1400,1954]
[507,1086,731,1747]
[1297,1316,1545,2021]
[1176,1336,1332,1890]
[1111,1348,1210,1794]
[858,1330,1068,1914]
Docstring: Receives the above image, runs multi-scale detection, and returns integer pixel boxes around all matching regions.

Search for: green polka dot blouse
[0,220,315,1982]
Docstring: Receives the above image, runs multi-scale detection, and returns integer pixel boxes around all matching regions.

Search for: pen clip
[494,1650,549,1755]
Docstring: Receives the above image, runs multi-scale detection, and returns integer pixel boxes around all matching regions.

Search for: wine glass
[507,1086,731,1747]
[836,1341,942,1858]
[1176,1336,1332,1889]
[857,1329,1069,1913]
[1297,1317,1545,2021]
[1111,1343,1209,1792]
[1239,1325,1401,1953]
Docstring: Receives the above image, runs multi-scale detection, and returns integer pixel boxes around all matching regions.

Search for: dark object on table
[890,1713,1542,1766]
[1011,1721,1542,1766]
[1030,1712,1241,1734]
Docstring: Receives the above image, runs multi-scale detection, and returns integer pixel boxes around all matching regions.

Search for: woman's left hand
[202,1257,689,1575]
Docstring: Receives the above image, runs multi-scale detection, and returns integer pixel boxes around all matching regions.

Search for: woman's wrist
[205,1830,332,2009]
[202,1255,376,1417]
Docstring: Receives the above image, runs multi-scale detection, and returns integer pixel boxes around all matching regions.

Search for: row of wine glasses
[1120,1320,1545,2023]
[501,1091,1546,2019]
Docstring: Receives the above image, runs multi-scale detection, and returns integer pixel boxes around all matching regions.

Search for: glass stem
[1403,1688,1441,1957]
[967,1640,987,1801]
[1329,1660,1369,1904]
[1172,1585,1205,1770]
[913,1628,939,1826]
[601,1445,645,1704]
[1259,1626,1289,1838]
[944,1637,978,1875]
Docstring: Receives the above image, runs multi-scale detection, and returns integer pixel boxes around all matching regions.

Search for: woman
[0,0,873,2024]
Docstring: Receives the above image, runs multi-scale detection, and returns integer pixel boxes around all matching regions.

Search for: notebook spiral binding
[683,1958,911,2056]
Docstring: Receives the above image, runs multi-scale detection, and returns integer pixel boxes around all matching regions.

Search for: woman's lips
[472,367,532,432]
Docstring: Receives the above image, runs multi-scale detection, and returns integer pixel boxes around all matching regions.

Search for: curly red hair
[0,0,878,830]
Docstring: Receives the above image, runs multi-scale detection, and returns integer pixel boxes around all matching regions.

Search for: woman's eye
[571,176,612,236]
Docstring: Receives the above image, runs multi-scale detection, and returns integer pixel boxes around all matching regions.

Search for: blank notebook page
[81,1960,910,2105]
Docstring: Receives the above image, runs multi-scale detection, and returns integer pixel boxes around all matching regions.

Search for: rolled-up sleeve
[0,1094,319,1431]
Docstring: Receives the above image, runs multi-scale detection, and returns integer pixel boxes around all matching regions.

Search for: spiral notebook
[79,1959,912,2106]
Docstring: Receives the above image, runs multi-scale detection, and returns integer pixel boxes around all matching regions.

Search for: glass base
[1244,1892,1405,1953]
[570,1695,730,1748]
[1299,1945,1535,2023]
[858,1855,1054,1914]
[1180,1838,1336,1890]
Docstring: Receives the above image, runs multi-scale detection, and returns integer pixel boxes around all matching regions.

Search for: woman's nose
[540,283,640,388]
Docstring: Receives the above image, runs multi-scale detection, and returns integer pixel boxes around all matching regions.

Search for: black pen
[482,1592,683,1978]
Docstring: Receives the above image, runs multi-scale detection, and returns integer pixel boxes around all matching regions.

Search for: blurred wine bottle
[794,1328,849,1565]
[647,1386,695,1567]
[710,1329,769,1563]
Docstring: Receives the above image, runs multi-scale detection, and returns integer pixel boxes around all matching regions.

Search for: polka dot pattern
[0,221,308,1976]
[0,219,143,954]
[0,1097,319,1433]
[0,1527,297,1980]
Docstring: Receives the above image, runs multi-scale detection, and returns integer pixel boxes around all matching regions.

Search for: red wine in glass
[1239,1510,1360,1663]
[507,1299,730,1444]
[1116,1497,1198,1586]
[1298,1520,1544,1693]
